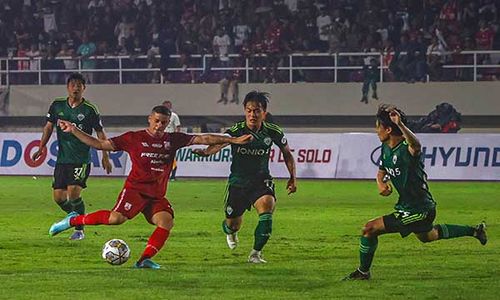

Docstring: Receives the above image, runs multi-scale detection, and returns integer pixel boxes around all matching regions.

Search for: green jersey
[46,97,103,164]
[225,121,287,186]
[379,140,436,213]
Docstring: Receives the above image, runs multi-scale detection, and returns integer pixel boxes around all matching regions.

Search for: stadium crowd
[1,0,500,84]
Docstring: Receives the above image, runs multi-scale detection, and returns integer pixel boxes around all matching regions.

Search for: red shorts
[112,188,174,224]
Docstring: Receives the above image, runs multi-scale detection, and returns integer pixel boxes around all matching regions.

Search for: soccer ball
[102,239,131,265]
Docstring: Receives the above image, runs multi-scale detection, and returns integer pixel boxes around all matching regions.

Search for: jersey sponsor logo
[152,143,163,148]
[236,146,269,156]
[264,137,272,146]
[77,113,85,121]
[58,112,64,116]
[141,142,149,147]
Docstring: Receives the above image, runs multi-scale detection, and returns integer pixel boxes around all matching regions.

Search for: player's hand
[192,148,209,157]
[58,120,76,133]
[232,134,253,144]
[388,109,402,125]
[31,146,47,161]
[286,177,297,195]
[379,183,392,196]
[102,157,113,174]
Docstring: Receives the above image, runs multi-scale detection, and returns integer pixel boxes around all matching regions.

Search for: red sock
[139,227,170,261]
[70,210,111,226]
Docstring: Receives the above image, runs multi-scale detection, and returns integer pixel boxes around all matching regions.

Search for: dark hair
[376,104,407,136]
[243,91,270,111]
[152,105,171,116]
[66,73,86,86]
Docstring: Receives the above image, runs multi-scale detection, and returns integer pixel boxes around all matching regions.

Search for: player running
[344,104,487,280]
[193,91,297,263]
[32,73,112,240]
[49,105,253,269]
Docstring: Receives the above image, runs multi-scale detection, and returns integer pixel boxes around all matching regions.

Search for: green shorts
[383,209,436,238]
[223,178,276,218]
[52,163,91,189]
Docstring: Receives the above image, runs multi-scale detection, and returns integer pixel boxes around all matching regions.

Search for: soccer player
[48,105,253,269]
[32,73,112,240]
[162,100,181,181]
[344,104,487,280]
[193,91,297,263]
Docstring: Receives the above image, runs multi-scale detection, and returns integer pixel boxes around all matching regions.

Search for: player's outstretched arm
[376,169,392,196]
[192,143,229,157]
[32,121,54,161]
[58,120,115,151]
[191,134,253,146]
[281,144,297,195]
[96,130,113,174]
[389,109,421,156]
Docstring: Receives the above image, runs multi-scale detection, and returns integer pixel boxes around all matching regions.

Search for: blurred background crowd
[1,0,500,84]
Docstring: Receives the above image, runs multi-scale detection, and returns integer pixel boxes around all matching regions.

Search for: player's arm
[376,169,392,196]
[32,121,54,161]
[58,120,115,151]
[96,129,113,174]
[389,109,421,156]
[280,144,297,195]
[192,143,229,157]
[191,134,253,146]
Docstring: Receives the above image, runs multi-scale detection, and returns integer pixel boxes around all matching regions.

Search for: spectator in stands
[360,58,379,104]
[77,33,97,84]
[316,7,332,52]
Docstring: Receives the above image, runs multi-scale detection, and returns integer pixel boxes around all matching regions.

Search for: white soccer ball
[102,239,131,265]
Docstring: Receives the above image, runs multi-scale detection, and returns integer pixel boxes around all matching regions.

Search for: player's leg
[53,189,72,214]
[52,164,73,213]
[135,198,175,269]
[170,159,177,181]
[248,194,275,263]
[222,184,247,250]
[49,188,141,236]
[361,81,369,103]
[344,216,390,280]
[371,80,378,99]
[415,223,487,245]
[66,163,91,239]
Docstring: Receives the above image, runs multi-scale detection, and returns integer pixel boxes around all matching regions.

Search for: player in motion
[194,91,297,263]
[32,73,112,240]
[344,104,487,280]
[49,105,253,269]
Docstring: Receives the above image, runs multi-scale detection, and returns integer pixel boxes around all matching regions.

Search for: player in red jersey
[49,105,252,269]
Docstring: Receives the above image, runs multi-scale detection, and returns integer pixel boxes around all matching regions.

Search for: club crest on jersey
[226,205,233,215]
[392,155,398,164]
[163,141,170,149]
[264,137,272,146]
[77,113,85,121]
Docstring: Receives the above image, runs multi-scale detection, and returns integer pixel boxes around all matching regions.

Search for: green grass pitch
[0,176,498,299]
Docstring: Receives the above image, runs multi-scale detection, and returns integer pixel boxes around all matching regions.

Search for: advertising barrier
[1,132,499,180]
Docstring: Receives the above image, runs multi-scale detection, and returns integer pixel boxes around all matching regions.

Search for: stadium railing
[1,51,499,86]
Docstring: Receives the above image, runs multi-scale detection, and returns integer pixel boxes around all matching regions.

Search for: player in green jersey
[194,91,297,263]
[32,73,112,240]
[344,104,487,280]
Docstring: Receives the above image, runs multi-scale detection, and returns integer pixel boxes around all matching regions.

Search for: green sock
[57,200,73,214]
[436,224,475,239]
[359,236,378,273]
[253,213,273,251]
[222,220,235,234]
[70,198,85,231]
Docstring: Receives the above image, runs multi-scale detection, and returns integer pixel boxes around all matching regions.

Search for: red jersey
[476,27,494,49]
[110,130,194,198]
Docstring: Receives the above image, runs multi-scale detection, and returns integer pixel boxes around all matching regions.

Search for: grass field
[0,176,498,299]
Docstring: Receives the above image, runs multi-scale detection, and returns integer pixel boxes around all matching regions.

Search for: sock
[170,167,177,179]
[222,220,236,235]
[139,227,170,262]
[359,236,378,273]
[253,213,273,251]
[70,210,111,226]
[70,198,85,230]
[435,224,475,239]
[57,200,73,214]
